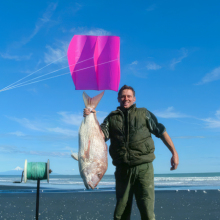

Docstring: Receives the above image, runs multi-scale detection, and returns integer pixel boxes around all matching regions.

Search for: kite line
[2,55,67,91]
[2,57,94,92]
[0,59,118,92]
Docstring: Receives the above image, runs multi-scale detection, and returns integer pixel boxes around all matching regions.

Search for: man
[84,85,179,220]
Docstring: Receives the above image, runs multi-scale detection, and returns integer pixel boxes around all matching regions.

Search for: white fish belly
[78,114,108,188]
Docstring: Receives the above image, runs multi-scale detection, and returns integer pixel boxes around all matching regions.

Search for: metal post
[36,178,40,220]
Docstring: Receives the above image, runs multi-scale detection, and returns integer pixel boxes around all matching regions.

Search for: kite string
[0,58,118,92]
[4,56,94,90]
[2,55,67,91]
[1,72,70,92]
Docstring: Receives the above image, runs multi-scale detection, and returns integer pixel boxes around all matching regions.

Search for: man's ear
[133,97,136,102]
[117,97,120,103]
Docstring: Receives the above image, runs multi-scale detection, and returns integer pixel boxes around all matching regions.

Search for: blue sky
[0,0,220,175]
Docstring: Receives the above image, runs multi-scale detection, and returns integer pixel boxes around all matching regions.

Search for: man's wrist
[172,149,178,156]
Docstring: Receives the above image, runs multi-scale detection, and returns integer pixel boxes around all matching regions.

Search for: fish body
[71,91,108,189]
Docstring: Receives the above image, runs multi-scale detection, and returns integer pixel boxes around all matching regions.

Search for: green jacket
[101,104,165,167]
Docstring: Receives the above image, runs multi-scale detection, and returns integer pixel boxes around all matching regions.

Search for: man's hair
[118,85,135,98]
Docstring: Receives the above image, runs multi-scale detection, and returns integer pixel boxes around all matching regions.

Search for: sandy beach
[0,186,220,220]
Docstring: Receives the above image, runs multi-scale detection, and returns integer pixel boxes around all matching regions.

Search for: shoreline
[1,184,220,193]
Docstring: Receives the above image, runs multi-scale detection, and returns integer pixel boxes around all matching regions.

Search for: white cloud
[0,145,70,157]
[59,112,83,126]
[44,41,69,64]
[41,3,57,23]
[22,3,57,45]
[203,118,220,128]
[62,146,75,151]
[8,117,43,131]
[47,127,78,137]
[128,60,161,78]
[58,111,108,126]
[202,110,220,128]
[6,111,106,139]
[192,109,220,128]
[170,48,188,70]
[27,88,38,93]
[146,62,161,70]
[172,136,205,139]
[0,53,32,61]
[9,131,26,137]
[96,111,109,124]
[131,61,138,65]
[70,27,111,36]
[0,145,16,153]
[196,66,220,85]
[146,4,156,11]
[7,114,80,137]
[13,166,23,171]
[216,110,220,118]
[0,3,57,62]
[154,107,188,118]
[29,151,70,157]
[84,28,111,36]
[44,27,110,64]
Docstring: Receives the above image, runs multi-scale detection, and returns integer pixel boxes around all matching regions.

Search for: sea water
[1,173,220,193]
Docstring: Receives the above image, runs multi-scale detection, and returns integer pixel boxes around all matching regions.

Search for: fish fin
[83,91,104,109]
[71,151,78,161]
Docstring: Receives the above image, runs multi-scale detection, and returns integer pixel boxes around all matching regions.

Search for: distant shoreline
[1,172,220,176]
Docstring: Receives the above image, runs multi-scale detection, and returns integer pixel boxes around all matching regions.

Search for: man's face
[118,89,136,109]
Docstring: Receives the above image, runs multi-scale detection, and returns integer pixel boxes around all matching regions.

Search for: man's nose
[124,96,128,100]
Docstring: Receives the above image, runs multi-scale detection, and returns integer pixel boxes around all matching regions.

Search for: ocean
[1,172,220,193]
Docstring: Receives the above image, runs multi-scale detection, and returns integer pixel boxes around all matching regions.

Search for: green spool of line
[24,159,50,183]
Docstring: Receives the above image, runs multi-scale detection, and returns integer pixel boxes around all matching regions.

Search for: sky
[0,0,220,175]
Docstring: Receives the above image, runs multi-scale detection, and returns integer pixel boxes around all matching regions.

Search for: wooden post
[36,178,40,220]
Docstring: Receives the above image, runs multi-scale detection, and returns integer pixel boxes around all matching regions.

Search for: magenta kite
[67,35,120,91]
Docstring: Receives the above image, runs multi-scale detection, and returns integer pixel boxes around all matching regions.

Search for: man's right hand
[83,108,96,117]
[170,153,179,170]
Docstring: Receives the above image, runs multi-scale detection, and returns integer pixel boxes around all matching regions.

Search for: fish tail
[83,91,104,109]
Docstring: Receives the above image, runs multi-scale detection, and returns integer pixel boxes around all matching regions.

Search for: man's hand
[83,108,96,117]
[170,153,179,171]
[83,108,105,140]
[160,131,179,171]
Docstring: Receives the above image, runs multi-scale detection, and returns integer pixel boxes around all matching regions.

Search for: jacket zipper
[127,110,130,164]
[118,109,130,163]
[118,109,126,141]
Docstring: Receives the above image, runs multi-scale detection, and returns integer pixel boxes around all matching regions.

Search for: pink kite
[67,35,120,91]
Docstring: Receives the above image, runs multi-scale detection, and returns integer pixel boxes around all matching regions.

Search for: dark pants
[114,163,155,220]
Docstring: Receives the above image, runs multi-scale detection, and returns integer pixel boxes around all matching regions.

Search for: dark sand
[0,186,220,219]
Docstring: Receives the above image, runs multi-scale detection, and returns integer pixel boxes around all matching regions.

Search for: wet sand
[0,186,220,219]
